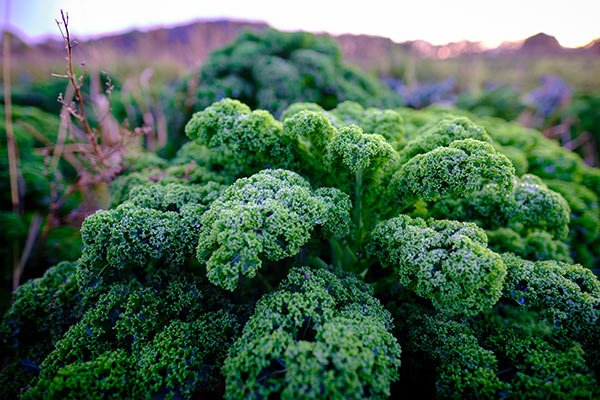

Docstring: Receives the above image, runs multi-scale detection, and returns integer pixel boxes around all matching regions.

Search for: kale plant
[191,29,402,117]
[2,97,600,399]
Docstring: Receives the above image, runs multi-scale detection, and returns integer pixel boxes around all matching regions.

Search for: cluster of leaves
[191,28,402,117]
[25,272,242,400]
[2,90,600,399]
[398,105,600,270]
[1,178,248,399]
[393,253,600,399]
[224,266,401,399]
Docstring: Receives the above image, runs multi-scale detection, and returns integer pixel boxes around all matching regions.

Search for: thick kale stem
[329,238,345,269]
[309,256,330,270]
[398,196,419,215]
[329,238,358,272]
[354,169,363,241]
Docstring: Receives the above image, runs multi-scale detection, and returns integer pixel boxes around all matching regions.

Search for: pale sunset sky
[4,0,599,48]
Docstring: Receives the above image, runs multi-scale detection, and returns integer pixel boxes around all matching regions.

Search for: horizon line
[6,16,599,51]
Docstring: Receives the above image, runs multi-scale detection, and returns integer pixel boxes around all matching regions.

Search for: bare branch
[56,9,106,166]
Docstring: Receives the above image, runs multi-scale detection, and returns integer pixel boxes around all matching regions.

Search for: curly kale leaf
[369,215,506,315]
[407,315,507,399]
[432,174,571,239]
[393,139,515,202]
[486,228,572,263]
[283,110,337,158]
[397,116,492,164]
[81,204,186,270]
[223,267,401,400]
[109,162,226,207]
[26,273,242,399]
[280,102,343,127]
[408,309,599,399]
[501,253,600,342]
[184,98,296,178]
[326,124,396,175]
[197,169,351,291]
[79,183,217,295]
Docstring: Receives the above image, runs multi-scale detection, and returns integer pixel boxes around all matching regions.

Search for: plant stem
[328,238,357,271]
[3,13,19,215]
[57,10,105,166]
[13,213,43,291]
[4,1,24,296]
[398,196,419,215]
[308,256,329,270]
[354,169,363,240]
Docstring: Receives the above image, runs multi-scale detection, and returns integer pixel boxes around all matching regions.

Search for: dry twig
[55,10,106,167]
[3,6,20,214]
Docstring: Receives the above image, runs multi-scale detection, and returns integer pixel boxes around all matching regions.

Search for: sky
[3,0,600,48]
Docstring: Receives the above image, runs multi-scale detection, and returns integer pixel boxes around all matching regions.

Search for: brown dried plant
[10,10,149,291]
[46,10,147,218]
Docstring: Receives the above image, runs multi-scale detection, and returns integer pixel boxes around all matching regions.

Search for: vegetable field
[1,26,600,399]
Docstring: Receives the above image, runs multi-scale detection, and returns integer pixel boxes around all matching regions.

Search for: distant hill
[584,38,600,54]
[520,32,564,54]
[83,20,269,66]
[4,20,599,81]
